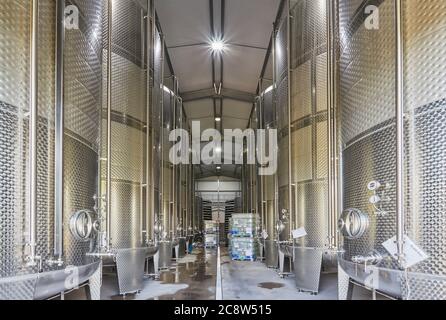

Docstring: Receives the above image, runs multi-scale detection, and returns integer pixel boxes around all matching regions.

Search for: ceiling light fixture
[215,117,221,122]
[210,39,225,53]
[217,166,221,170]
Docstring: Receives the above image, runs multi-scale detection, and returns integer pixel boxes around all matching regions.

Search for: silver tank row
[250,0,338,293]
[0,0,102,300]
[337,0,446,300]
[249,0,446,299]
[0,0,193,299]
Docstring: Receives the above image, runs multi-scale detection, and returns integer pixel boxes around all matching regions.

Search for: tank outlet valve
[46,258,64,267]
[367,181,382,191]
[352,251,383,265]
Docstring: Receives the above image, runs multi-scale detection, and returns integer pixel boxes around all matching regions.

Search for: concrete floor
[65,247,386,300]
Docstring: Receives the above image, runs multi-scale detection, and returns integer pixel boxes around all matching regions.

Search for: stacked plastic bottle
[204,221,218,248]
[229,214,260,261]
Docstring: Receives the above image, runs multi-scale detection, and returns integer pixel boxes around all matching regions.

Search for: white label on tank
[292,227,307,239]
[382,236,429,269]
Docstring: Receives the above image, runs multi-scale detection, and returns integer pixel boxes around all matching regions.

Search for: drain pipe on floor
[216,246,223,300]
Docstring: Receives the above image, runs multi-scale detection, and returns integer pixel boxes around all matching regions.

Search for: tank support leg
[338,265,353,300]
[279,250,285,273]
[154,251,160,276]
[86,261,102,300]
[175,245,180,260]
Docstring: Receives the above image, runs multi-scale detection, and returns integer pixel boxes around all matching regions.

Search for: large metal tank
[256,83,279,269]
[244,107,258,215]
[0,0,103,299]
[152,16,163,246]
[275,0,338,292]
[275,2,292,245]
[338,0,446,300]
[158,75,180,269]
[178,108,190,257]
[100,0,157,295]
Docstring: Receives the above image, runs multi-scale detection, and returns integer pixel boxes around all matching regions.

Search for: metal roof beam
[182,88,255,103]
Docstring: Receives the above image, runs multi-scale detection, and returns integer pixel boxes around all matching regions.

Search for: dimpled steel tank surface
[274,0,338,293]
[337,0,446,300]
[0,0,103,300]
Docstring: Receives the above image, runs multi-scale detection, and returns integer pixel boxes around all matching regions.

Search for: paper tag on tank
[382,236,429,269]
[292,227,307,239]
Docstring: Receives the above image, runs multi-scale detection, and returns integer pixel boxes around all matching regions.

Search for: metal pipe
[191,166,194,234]
[286,0,293,239]
[395,0,405,266]
[333,0,342,250]
[184,117,188,237]
[27,0,39,265]
[54,0,65,258]
[331,0,340,249]
[169,201,174,239]
[140,3,147,244]
[171,78,177,238]
[272,24,279,240]
[106,0,113,250]
[326,0,333,249]
[146,0,154,241]
[151,0,158,242]
[258,91,265,230]
[326,0,339,249]
[160,34,165,240]
[140,182,145,244]
[176,84,180,234]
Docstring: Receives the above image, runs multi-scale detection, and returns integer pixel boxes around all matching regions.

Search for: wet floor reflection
[258,282,285,290]
[150,248,217,300]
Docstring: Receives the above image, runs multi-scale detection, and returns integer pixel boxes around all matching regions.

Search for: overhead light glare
[162,85,174,95]
[264,85,274,94]
[210,39,225,53]
[215,117,221,122]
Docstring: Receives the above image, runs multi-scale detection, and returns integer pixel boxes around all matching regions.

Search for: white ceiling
[169,46,213,92]
[155,0,281,177]
[184,99,214,119]
[222,45,265,93]
[222,99,252,119]
[155,0,211,47]
[224,0,280,48]
[155,0,280,130]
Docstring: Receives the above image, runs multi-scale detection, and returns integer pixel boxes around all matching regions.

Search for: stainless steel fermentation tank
[338,0,446,300]
[243,119,257,215]
[275,0,338,293]
[0,0,103,299]
[158,75,182,269]
[177,109,191,258]
[99,0,158,295]
[255,82,279,269]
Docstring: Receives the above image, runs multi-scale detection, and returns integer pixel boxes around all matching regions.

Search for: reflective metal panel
[339,0,446,300]
[102,0,146,250]
[293,247,323,293]
[0,0,102,299]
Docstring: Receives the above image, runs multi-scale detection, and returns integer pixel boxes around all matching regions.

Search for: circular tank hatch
[69,210,98,242]
[338,208,369,240]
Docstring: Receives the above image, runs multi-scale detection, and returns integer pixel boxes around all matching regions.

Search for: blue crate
[231,254,256,261]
